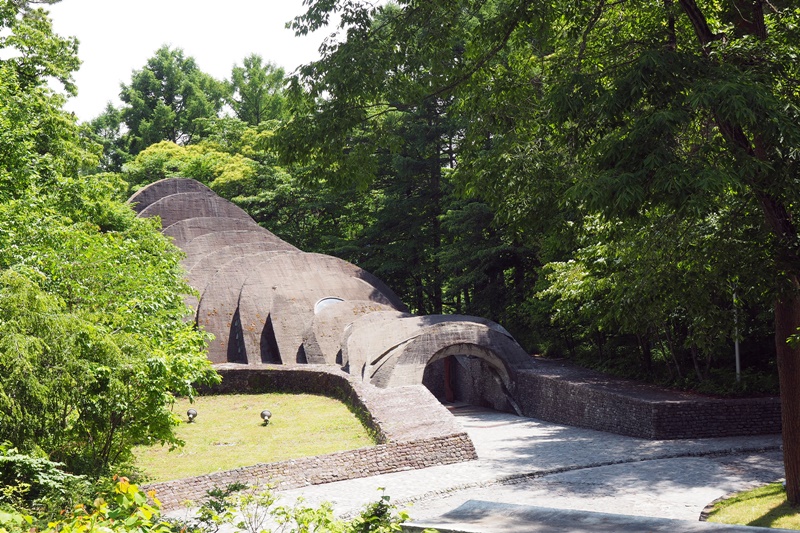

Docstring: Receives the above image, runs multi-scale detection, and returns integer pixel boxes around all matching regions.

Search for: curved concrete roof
[371,321,532,389]
[163,217,266,248]
[195,251,301,364]
[182,246,296,311]
[181,241,300,278]
[138,192,253,229]
[302,300,397,366]
[340,310,411,375]
[342,313,531,386]
[127,177,213,213]
[269,274,403,364]
[237,253,406,365]
[130,177,534,399]
[181,230,297,270]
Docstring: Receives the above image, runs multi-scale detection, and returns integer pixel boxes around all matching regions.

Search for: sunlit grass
[134,393,375,482]
[706,482,800,530]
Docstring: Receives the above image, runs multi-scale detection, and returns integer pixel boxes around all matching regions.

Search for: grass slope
[706,482,800,529]
[134,393,375,482]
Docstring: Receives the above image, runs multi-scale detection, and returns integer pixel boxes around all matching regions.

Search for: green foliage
[279,0,800,394]
[0,208,219,474]
[538,206,776,389]
[706,482,800,529]
[0,443,89,517]
[120,46,225,155]
[41,479,173,533]
[120,120,374,256]
[226,55,288,125]
[0,3,219,477]
[5,480,408,533]
[184,484,413,533]
[85,103,130,172]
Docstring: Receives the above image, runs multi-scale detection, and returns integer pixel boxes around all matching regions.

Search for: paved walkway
[277,405,783,525]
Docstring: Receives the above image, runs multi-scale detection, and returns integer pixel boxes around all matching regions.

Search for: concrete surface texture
[133,178,531,392]
[162,216,264,247]
[127,177,214,213]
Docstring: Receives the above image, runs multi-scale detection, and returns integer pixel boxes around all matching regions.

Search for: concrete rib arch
[237,253,406,366]
[163,217,267,248]
[365,320,531,389]
[181,230,296,270]
[195,251,299,364]
[127,177,213,213]
[138,192,253,229]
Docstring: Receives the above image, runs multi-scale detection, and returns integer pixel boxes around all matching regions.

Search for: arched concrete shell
[371,322,532,389]
[163,217,266,248]
[181,241,298,276]
[195,251,299,364]
[342,313,531,387]
[130,177,534,397]
[302,300,397,366]
[181,230,297,270]
[342,313,499,373]
[183,246,296,311]
[237,253,406,366]
[340,311,412,375]
[127,178,213,213]
[138,192,253,229]
[269,275,402,364]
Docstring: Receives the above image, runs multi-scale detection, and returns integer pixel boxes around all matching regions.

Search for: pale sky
[47,0,333,122]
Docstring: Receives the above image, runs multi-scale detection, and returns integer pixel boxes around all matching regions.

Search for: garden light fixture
[260,409,272,425]
[187,408,197,423]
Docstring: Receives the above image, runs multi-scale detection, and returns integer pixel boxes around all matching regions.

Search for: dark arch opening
[421,344,520,414]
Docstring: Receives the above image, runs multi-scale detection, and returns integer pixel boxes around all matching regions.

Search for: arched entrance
[421,343,521,414]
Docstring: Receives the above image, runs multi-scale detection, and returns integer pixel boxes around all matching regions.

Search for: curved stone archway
[367,320,529,389]
[139,192,253,229]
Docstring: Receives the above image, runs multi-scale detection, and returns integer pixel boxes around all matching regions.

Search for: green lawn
[706,482,800,529]
[134,393,376,482]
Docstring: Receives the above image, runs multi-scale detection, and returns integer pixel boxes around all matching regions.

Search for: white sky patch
[47,0,335,122]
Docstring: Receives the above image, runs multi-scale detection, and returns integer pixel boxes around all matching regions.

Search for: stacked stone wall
[513,362,781,439]
[145,433,474,511]
[145,362,781,510]
[147,365,477,510]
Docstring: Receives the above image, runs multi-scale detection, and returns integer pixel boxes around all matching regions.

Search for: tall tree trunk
[690,343,704,382]
[776,276,800,504]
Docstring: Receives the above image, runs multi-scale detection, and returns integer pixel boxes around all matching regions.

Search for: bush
[0,444,90,528]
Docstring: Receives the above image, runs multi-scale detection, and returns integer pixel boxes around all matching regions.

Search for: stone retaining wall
[146,364,477,510]
[146,433,475,510]
[145,360,781,509]
[513,359,781,439]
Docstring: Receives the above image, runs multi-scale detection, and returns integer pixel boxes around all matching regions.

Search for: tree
[540,203,774,384]
[226,54,288,125]
[120,118,376,255]
[120,46,224,155]
[0,2,218,477]
[85,102,130,172]
[287,0,800,501]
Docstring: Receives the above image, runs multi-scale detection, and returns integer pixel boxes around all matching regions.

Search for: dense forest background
[82,10,795,399]
[2,0,799,502]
